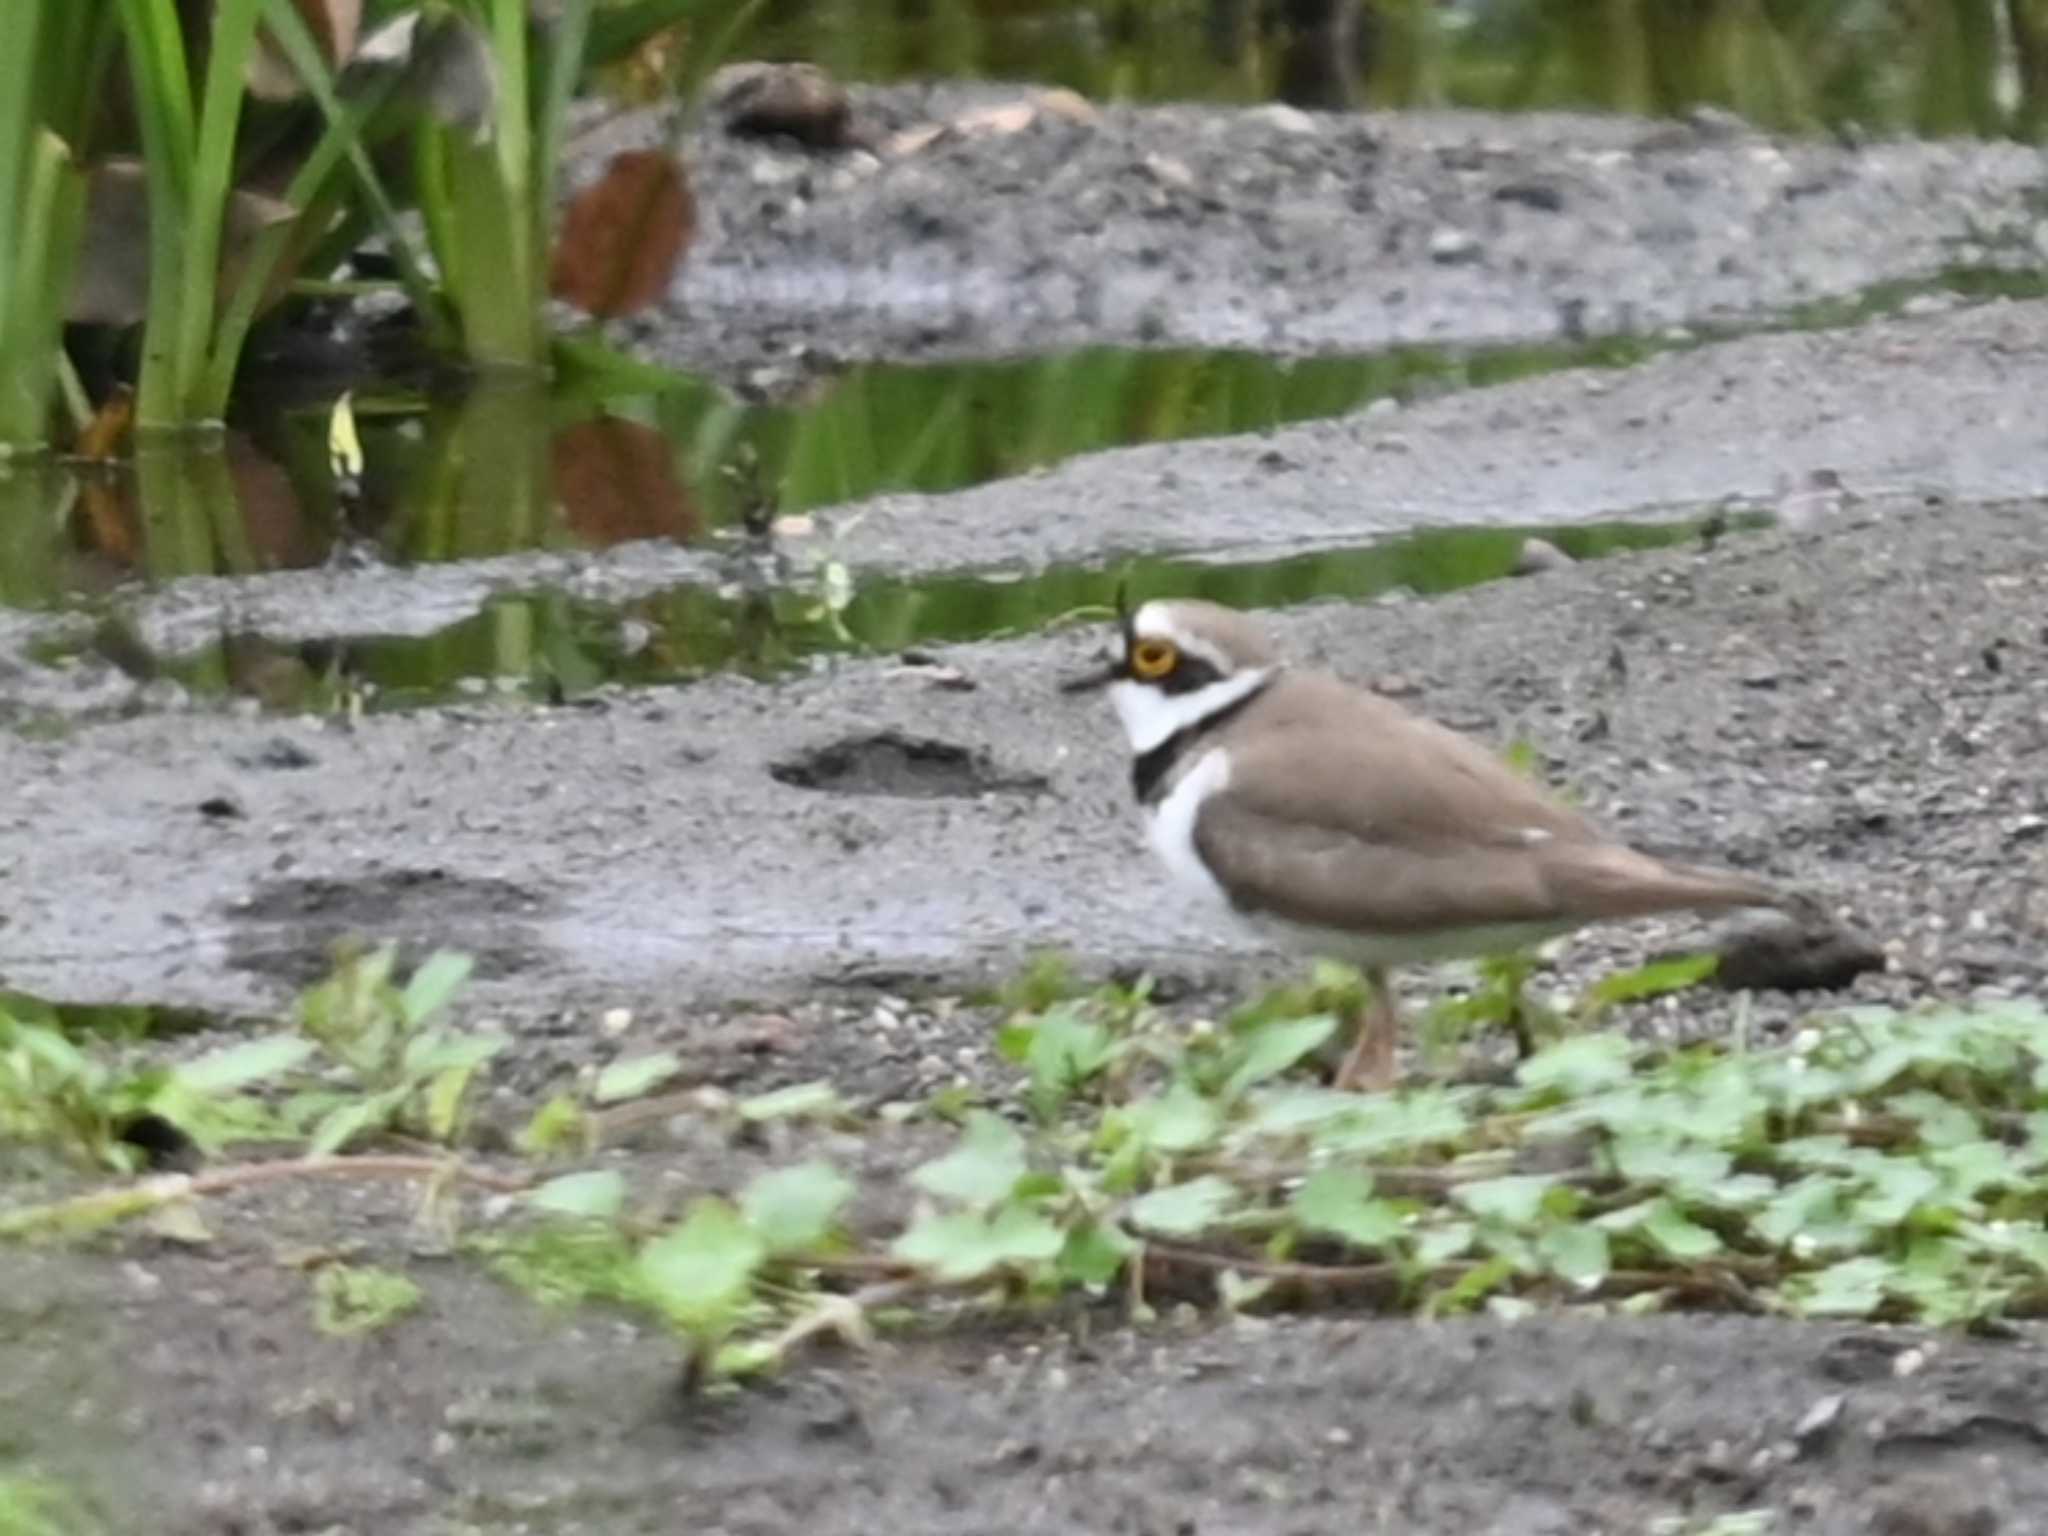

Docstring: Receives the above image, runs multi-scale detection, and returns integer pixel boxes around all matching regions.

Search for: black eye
[1131,639,1177,680]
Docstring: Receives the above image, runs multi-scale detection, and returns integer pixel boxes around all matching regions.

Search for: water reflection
[141,514,1761,714]
[0,264,2033,608]
[1,335,1679,604]
[731,0,2048,137]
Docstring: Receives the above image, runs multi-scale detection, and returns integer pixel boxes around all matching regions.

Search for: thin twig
[184,1154,534,1196]
[0,1154,533,1237]
[1140,1241,1774,1313]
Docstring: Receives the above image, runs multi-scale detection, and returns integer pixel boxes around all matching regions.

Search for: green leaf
[1889,1235,2002,1326]
[1217,1268,1277,1313]
[1243,1087,1358,1138]
[402,1030,507,1079]
[1128,1175,1238,1237]
[1059,1219,1138,1288]
[1291,1168,1406,1249]
[527,1170,626,1220]
[1643,1199,1725,1260]
[1887,1090,1983,1148]
[518,1092,591,1156]
[638,1198,767,1333]
[1538,1223,1611,1288]
[1777,1134,1856,1171]
[1223,1014,1337,1098]
[593,1051,683,1105]
[400,951,473,1026]
[1454,1175,1557,1227]
[1316,1089,1472,1156]
[1005,1004,1117,1110]
[1928,1139,2027,1202]
[1695,1173,1778,1212]
[1121,1083,1221,1153]
[890,1204,1066,1282]
[313,1264,423,1335]
[1756,1176,1869,1254]
[1611,1135,1732,1193]
[738,1080,841,1122]
[739,1162,854,1254]
[173,1033,314,1093]
[308,1092,400,1156]
[422,1062,483,1142]
[1515,1031,1636,1095]
[1413,1221,1475,1267]
[911,1111,1028,1208]
[1851,1161,1941,1227]
[1784,1256,1889,1318]
[1425,1253,1515,1316]
[1579,953,1718,1014]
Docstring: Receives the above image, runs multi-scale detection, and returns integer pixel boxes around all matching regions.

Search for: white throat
[1109,667,1273,755]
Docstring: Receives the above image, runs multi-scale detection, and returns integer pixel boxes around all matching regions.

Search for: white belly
[1143,745,1236,908]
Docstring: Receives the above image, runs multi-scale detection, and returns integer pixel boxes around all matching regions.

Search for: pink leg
[1333,967,1399,1092]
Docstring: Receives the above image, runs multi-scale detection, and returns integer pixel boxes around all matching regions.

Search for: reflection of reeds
[290,516,1733,712]
[739,0,2048,138]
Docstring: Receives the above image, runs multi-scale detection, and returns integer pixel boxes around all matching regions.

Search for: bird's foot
[1332,973,1400,1092]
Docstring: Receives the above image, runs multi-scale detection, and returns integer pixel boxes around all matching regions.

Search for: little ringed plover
[1063,592,1792,1089]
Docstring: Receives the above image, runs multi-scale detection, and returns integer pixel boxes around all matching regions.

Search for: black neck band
[1130,678,1269,805]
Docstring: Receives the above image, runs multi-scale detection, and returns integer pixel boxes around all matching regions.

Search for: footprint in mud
[224,868,550,986]
[770,730,1047,799]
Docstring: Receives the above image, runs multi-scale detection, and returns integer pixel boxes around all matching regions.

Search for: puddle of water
[0,333,1663,611]
[2,264,2031,615]
[132,513,1763,714]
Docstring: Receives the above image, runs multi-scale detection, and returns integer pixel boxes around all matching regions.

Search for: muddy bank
[781,293,2048,575]
[8,1231,2044,1536]
[1,492,2041,1049]
[566,81,2048,377]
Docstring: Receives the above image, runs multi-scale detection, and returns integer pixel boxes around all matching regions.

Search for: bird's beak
[1060,657,1121,694]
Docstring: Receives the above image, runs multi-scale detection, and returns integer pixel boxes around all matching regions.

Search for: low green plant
[0,4,98,452]
[491,974,2048,1388]
[0,1005,308,1172]
[16,936,2048,1395]
[286,944,504,1153]
[0,1473,103,1536]
[311,1261,425,1335]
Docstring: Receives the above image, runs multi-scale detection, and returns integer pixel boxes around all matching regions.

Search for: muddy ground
[5,89,2048,1536]
[570,81,2048,377]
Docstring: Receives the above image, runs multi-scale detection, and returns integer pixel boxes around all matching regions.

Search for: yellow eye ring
[1130,639,1177,680]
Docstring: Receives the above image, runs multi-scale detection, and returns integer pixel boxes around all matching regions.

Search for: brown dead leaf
[550,417,700,547]
[549,150,695,320]
[75,386,135,463]
[74,479,141,567]
[226,432,322,570]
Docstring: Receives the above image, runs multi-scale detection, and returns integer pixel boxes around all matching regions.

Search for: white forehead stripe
[1130,602,1235,676]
